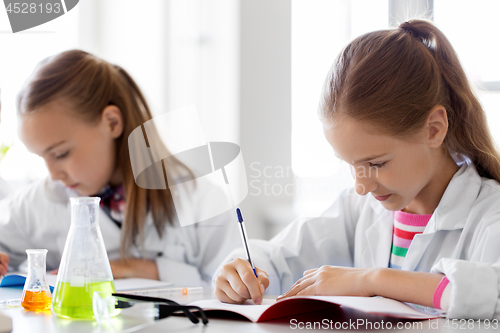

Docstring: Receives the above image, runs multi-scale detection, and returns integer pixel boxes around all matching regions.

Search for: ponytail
[400,20,500,181]
[320,19,500,181]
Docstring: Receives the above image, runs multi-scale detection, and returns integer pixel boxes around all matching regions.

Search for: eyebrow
[44,140,66,153]
[353,154,388,164]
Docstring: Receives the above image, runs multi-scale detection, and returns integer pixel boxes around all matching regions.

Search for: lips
[67,184,79,189]
[374,194,391,201]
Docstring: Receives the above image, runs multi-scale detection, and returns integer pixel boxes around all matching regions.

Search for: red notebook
[189,296,442,322]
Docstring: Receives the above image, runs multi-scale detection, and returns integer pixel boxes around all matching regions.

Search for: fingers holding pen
[215,276,247,304]
[230,258,264,304]
[217,258,251,302]
[256,267,269,293]
[233,208,266,304]
[215,258,270,305]
[239,264,269,305]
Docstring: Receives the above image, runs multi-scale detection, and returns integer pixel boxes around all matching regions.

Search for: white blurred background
[0,0,499,239]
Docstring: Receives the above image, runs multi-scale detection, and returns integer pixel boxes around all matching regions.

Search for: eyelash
[55,151,69,160]
[369,162,386,168]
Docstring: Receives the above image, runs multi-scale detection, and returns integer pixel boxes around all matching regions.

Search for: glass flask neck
[70,197,101,227]
[26,249,48,270]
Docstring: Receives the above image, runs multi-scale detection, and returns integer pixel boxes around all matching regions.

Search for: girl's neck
[403,151,459,215]
[109,169,123,187]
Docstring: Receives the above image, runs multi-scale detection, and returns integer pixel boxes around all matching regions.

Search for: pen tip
[236,208,243,222]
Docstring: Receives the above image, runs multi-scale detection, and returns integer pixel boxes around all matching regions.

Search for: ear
[101,105,124,139]
[425,105,448,148]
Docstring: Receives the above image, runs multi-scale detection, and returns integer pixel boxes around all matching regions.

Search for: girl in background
[0,50,238,286]
[214,20,500,319]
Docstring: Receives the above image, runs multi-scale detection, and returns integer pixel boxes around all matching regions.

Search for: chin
[74,188,91,196]
[380,197,406,212]
[380,202,400,211]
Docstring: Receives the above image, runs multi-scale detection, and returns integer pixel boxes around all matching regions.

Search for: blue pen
[236,208,258,278]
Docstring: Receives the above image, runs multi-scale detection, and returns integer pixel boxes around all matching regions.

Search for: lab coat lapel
[432,163,480,231]
[363,202,393,267]
[401,224,436,271]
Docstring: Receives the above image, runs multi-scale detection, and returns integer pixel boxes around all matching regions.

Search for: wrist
[363,267,384,297]
[135,259,159,280]
[120,260,134,278]
[147,260,160,280]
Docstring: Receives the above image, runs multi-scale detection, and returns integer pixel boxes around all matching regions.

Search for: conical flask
[21,249,52,311]
[52,197,116,319]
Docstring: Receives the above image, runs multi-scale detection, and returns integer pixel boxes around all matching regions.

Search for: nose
[354,170,377,196]
[45,161,66,182]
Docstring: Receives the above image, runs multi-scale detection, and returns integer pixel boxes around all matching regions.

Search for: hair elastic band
[399,22,420,37]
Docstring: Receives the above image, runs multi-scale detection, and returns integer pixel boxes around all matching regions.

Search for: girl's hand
[277,266,376,300]
[0,252,9,276]
[214,257,269,305]
[109,259,159,280]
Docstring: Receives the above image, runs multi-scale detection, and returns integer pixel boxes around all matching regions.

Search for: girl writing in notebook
[214,20,500,319]
[0,50,238,286]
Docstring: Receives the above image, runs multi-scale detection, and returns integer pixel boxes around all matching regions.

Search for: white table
[1,286,499,332]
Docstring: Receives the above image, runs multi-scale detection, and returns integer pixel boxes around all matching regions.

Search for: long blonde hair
[17,50,192,257]
[319,19,500,181]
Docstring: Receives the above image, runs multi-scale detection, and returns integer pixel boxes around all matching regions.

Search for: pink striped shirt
[389,210,432,269]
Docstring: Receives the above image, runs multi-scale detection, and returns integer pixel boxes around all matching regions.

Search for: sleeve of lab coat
[213,188,362,295]
[0,192,33,268]
[156,181,241,287]
[431,218,500,319]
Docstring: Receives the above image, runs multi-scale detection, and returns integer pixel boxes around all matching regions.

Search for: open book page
[190,296,441,322]
[306,296,440,319]
[190,299,276,322]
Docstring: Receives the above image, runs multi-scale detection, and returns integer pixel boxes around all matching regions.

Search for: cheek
[76,138,116,182]
[93,139,117,177]
[67,154,94,181]
[394,152,431,190]
[103,140,116,165]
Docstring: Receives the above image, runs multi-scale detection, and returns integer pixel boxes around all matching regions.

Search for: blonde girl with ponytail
[214,20,500,319]
[0,50,238,287]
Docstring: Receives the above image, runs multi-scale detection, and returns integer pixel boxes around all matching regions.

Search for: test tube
[0,299,21,308]
[119,287,204,298]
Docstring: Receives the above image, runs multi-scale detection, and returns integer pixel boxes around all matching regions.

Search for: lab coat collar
[432,162,480,231]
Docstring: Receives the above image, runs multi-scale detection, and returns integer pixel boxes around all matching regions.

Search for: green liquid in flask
[52,280,116,319]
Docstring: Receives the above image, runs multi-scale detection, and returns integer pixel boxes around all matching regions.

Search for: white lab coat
[0,177,240,287]
[0,178,13,200]
[217,163,500,319]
